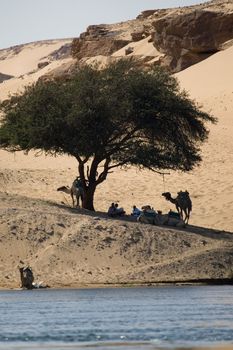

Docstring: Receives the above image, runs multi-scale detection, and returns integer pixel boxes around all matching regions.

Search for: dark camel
[19,266,34,289]
[19,266,49,289]
[162,190,192,224]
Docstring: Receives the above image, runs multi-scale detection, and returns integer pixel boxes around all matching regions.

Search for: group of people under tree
[60,173,191,225]
[107,203,126,217]
[107,203,157,218]
[107,189,192,225]
[73,177,153,219]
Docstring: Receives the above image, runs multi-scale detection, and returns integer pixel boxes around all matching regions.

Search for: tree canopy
[0,59,216,210]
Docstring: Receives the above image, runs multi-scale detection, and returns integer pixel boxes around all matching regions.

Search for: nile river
[0,286,233,350]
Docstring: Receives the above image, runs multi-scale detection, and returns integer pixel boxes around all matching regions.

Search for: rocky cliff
[152,0,233,71]
[71,0,233,72]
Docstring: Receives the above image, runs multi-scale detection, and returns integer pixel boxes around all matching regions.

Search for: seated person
[115,203,125,216]
[142,205,156,214]
[168,209,181,219]
[131,205,141,217]
[108,203,117,217]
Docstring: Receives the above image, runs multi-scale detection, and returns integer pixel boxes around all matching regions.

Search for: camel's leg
[71,193,75,207]
[183,208,188,224]
[76,194,80,207]
[176,204,183,219]
[79,189,84,208]
[179,208,184,220]
[186,209,190,224]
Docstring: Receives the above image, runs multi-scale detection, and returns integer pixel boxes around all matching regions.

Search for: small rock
[125,47,134,55]
[38,61,49,69]
[57,223,65,228]
[201,240,207,245]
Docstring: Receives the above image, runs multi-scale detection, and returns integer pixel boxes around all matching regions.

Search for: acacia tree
[0,60,215,210]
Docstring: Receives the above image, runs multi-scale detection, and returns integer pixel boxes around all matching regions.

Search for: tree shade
[0,59,216,210]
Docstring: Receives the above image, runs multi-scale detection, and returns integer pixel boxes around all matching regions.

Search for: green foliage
[0,59,216,209]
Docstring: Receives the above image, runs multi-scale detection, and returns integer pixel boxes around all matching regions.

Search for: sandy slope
[0,192,232,289]
[0,39,233,289]
[0,39,73,101]
[0,40,71,76]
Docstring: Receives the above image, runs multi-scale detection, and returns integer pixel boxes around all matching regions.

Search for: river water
[0,286,233,350]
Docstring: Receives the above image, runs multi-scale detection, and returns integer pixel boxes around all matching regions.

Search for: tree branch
[105,127,139,157]
[96,157,111,185]
[107,159,132,170]
[76,154,83,164]
[82,156,90,163]
[147,166,170,175]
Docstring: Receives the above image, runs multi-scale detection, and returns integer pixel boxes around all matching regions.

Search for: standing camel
[57,179,83,207]
[162,190,192,224]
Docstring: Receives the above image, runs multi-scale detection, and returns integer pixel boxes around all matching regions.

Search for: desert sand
[0,38,233,289]
[0,39,74,101]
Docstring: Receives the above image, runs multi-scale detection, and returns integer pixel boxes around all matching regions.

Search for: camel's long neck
[61,188,71,194]
[169,197,177,204]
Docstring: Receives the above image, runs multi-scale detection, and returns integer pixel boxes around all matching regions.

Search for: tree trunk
[82,185,96,211]
[77,156,100,211]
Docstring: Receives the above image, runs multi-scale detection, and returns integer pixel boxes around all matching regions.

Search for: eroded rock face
[152,6,233,71]
[41,1,232,80]
[72,38,130,59]
[70,0,233,73]
[72,25,130,59]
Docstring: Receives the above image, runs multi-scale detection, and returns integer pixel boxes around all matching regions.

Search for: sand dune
[0,39,72,76]
[177,45,233,98]
[112,35,163,64]
[0,39,73,101]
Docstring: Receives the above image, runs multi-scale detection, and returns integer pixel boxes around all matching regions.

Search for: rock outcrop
[71,24,131,59]
[70,0,233,73]
[1,0,232,87]
[30,0,233,81]
[152,1,233,71]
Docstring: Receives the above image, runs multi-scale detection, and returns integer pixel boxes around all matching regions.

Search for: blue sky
[0,0,208,50]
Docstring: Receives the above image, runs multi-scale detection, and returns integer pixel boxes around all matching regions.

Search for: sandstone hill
[71,0,233,72]
[0,0,232,96]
